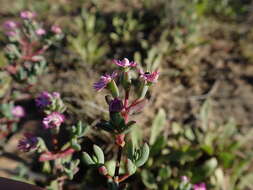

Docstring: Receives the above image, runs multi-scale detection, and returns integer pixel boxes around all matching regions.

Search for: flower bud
[116,134,125,147]
[51,25,62,34]
[109,98,123,113]
[36,28,46,36]
[12,105,25,118]
[20,11,36,20]
[98,166,108,176]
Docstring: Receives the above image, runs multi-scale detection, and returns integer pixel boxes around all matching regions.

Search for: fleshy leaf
[135,143,150,167]
[93,145,105,164]
[82,152,95,165]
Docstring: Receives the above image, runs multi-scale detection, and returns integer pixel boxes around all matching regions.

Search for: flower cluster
[42,112,65,129]
[3,10,64,84]
[0,103,25,140]
[36,91,65,115]
[35,91,66,129]
[18,92,88,188]
[18,91,66,151]
[83,58,159,188]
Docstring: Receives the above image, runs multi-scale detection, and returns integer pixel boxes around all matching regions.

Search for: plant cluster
[0,1,252,190]
[18,91,88,189]
[0,102,25,144]
[3,11,63,84]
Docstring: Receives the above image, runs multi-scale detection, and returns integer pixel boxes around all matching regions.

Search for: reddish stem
[39,148,75,162]
[123,90,129,109]
[118,174,130,183]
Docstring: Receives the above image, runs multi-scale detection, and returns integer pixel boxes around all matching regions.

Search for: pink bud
[98,166,108,176]
[116,134,125,147]
[36,28,46,36]
[20,11,36,19]
[51,25,62,34]
[12,106,25,118]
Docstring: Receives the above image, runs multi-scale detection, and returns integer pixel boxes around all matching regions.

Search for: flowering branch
[18,91,88,190]
[83,58,159,189]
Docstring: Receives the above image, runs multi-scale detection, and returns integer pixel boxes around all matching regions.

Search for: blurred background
[0,0,253,189]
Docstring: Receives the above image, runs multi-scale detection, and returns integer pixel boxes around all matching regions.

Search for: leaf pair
[82,145,105,167]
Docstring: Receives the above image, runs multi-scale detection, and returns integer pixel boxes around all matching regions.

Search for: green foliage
[127,102,253,189]
[194,0,250,20]
[82,144,105,166]
[110,12,144,43]
[68,8,108,66]
[149,108,166,145]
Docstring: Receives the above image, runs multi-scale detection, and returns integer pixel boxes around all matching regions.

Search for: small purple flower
[36,28,46,36]
[93,72,117,91]
[109,98,123,112]
[3,20,17,30]
[36,91,52,108]
[194,183,206,190]
[139,70,159,83]
[51,25,62,34]
[52,92,60,98]
[12,106,25,118]
[42,112,65,129]
[18,133,38,152]
[20,11,36,19]
[113,58,137,68]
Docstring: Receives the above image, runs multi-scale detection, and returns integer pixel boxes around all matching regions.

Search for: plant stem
[113,145,123,187]
[113,88,130,188]
[124,89,129,108]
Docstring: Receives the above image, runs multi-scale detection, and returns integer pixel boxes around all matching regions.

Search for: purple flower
[12,106,25,118]
[52,92,60,98]
[36,28,46,36]
[36,91,61,108]
[18,133,38,152]
[36,91,52,108]
[194,183,206,190]
[42,112,65,129]
[20,11,36,19]
[139,70,159,83]
[93,72,117,91]
[113,58,137,68]
[51,25,62,34]
[109,98,123,112]
[3,21,17,30]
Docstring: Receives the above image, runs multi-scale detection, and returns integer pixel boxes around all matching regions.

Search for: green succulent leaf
[82,152,95,165]
[93,145,105,164]
[71,139,81,151]
[126,159,137,175]
[135,143,150,167]
[149,108,166,145]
